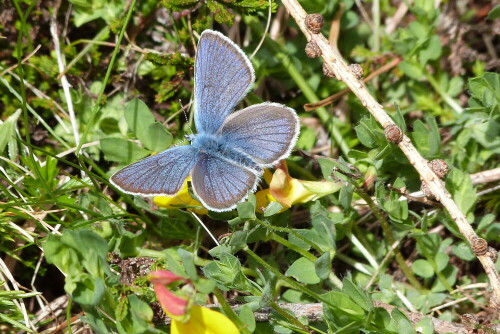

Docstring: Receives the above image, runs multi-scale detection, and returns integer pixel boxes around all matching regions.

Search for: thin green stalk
[372,0,380,53]
[0,78,71,149]
[254,218,320,252]
[12,0,69,226]
[212,289,252,334]
[357,190,423,289]
[270,233,317,262]
[269,301,310,333]
[76,0,137,154]
[0,200,107,217]
[61,26,110,78]
[431,260,454,292]
[335,253,373,275]
[23,141,154,226]
[244,247,329,305]
[371,0,380,88]
[425,72,463,114]
[13,0,62,206]
[254,219,344,285]
[66,297,73,334]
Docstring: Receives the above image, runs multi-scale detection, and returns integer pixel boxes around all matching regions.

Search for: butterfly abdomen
[191,133,262,174]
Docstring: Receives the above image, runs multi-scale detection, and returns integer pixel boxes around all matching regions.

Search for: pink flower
[148,270,240,333]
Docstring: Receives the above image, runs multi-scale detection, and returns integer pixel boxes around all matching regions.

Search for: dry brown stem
[280,0,500,307]
[304,56,402,111]
[153,302,500,333]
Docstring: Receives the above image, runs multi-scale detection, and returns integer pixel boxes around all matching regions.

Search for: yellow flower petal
[270,163,341,207]
[171,305,240,334]
[154,177,208,215]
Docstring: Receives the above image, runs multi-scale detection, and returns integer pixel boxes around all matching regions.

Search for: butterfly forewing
[194,30,255,134]
[110,146,198,196]
[218,103,300,166]
[111,30,299,212]
[191,153,259,211]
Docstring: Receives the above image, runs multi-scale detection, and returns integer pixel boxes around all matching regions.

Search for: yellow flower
[171,305,240,334]
[154,177,208,215]
[267,162,342,208]
[148,270,240,334]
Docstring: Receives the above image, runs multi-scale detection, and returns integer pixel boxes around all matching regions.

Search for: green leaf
[390,105,407,131]
[0,109,21,154]
[445,169,476,215]
[342,278,372,311]
[412,259,434,278]
[399,60,424,80]
[229,231,249,249]
[323,291,365,318]
[127,295,153,332]
[203,254,254,291]
[339,184,354,209]
[162,0,198,11]
[467,72,500,113]
[206,0,234,24]
[285,257,320,284]
[317,157,336,180]
[178,248,198,281]
[411,118,441,158]
[237,200,256,220]
[487,5,500,19]
[431,265,458,292]
[355,116,385,148]
[415,317,434,334]
[315,252,331,280]
[100,138,150,163]
[43,230,111,306]
[392,308,416,334]
[238,305,256,332]
[418,35,442,66]
[434,253,449,272]
[373,307,395,331]
[263,201,284,217]
[310,202,336,252]
[124,98,156,143]
[116,295,153,334]
[451,242,475,261]
[141,122,173,152]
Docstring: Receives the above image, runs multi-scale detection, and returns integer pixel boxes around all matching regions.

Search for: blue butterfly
[110,30,300,212]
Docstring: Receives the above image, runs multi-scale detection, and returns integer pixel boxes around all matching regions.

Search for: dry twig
[153,302,500,334]
[280,0,500,308]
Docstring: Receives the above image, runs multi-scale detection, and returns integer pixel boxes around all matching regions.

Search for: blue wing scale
[218,103,299,166]
[110,146,198,196]
[194,30,255,134]
[191,153,259,212]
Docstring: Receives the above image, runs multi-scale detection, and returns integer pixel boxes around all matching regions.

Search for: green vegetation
[1,0,499,333]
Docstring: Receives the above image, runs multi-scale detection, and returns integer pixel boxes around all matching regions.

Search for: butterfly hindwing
[191,153,259,212]
[194,30,255,134]
[111,30,299,212]
[218,102,300,166]
[110,146,198,196]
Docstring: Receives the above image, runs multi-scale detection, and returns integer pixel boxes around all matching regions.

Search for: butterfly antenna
[181,99,195,136]
[190,212,221,246]
[250,0,272,59]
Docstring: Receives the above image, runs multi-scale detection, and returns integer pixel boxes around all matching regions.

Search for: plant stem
[213,289,252,334]
[244,247,328,304]
[270,233,317,262]
[245,16,353,163]
[425,73,463,114]
[76,0,137,154]
[357,191,423,289]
